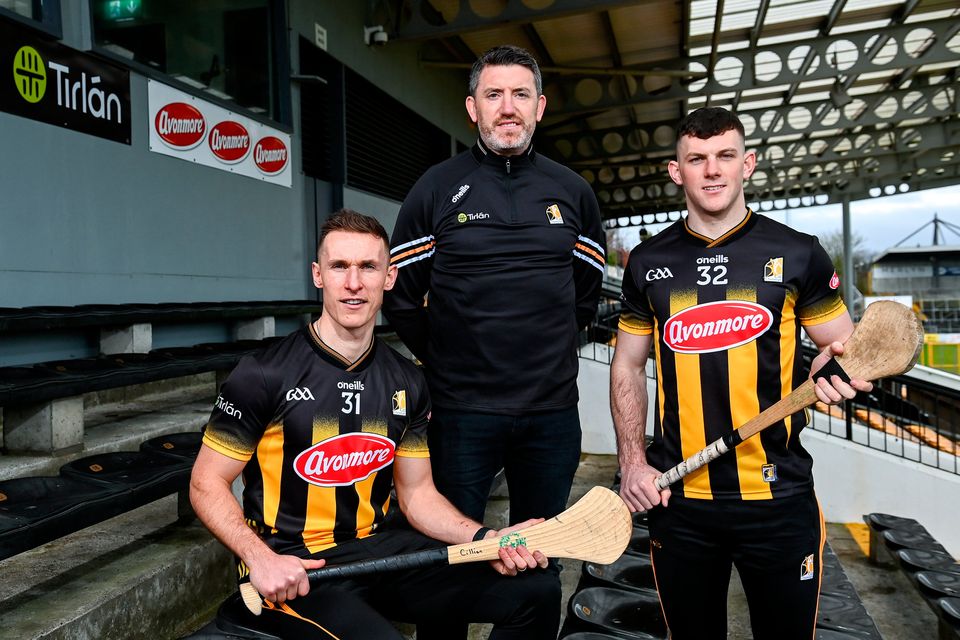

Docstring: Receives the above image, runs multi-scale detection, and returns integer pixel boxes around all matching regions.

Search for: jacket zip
[505,158,517,223]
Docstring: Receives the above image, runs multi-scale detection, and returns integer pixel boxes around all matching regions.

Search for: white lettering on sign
[48,61,121,123]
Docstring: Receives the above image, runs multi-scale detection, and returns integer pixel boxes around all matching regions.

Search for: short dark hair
[468,45,542,97]
[676,107,745,145]
[317,209,389,255]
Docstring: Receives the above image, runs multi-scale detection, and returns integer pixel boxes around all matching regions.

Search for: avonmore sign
[148,80,291,188]
[294,433,396,487]
[663,301,773,354]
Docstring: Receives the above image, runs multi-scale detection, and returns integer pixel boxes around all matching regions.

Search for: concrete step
[0,381,214,481]
[0,496,233,640]
[0,378,229,640]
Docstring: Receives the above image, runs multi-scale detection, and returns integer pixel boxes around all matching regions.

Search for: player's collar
[304,323,377,372]
[683,208,756,248]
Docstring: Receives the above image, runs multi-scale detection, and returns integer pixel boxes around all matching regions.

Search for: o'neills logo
[293,433,395,487]
[253,136,288,175]
[208,120,250,163]
[155,102,205,149]
[663,301,773,354]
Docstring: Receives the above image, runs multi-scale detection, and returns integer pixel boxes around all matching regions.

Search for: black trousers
[647,492,824,640]
[238,528,561,640]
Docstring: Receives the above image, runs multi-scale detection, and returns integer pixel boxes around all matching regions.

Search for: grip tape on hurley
[813,357,851,385]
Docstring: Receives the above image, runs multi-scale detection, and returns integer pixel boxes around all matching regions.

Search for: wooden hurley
[655,300,924,491]
[240,485,631,615]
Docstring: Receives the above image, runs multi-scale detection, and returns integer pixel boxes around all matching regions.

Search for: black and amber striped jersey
[618,209,846,501]
[383,139,605,413]
[202,324,430,555]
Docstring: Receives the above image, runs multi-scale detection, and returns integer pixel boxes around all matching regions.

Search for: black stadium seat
[624,525,650,556]
[60,451,192,504]
[0,300,322,333]
[209,592,283,639]
[897,548,960,575]
[0,340,279,407]
[882,528,949,554]
[566,586,667,639]
[916,571,960,600]
[0,476,129,560]
[581,553,656,594]
[941,598,960,630]
[815,593,881,637]
[140,432,204,461]
[815,629,870,639]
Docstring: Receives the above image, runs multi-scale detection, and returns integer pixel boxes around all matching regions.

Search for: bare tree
[816,230,874,294]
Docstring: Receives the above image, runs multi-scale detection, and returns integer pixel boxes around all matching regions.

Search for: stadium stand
[864,512,960,639]
[0,432,200,561]
[0,302,321,638]
[0,300,320,334]
[0,300,319,454]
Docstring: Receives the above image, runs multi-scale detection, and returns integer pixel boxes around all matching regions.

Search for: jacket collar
[471,137,536,168]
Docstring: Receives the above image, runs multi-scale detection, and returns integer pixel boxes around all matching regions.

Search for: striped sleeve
[618,251,654,336]
[573,187,606,329]
[574,234,606,272]
[390,234,436,269]
[382,175,436,361]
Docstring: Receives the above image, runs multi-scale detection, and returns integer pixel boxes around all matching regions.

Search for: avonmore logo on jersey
[293,433,395,487]
[663,301,773,354]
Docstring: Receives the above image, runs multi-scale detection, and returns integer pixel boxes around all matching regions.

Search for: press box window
[0,0,62,36]
[91,0,280,121]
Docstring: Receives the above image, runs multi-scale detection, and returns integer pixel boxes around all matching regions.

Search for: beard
[478,118,536,155]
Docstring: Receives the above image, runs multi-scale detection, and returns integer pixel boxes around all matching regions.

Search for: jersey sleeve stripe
[393,248,436,269]
[202,431,253,462]
[798,299,847,326]
[573,249,605,272]
[577,234,604,253]
[618,314,652,335]
[390,235,435,254]
[390,241,436,266]
[575,242,605,265]
[396,449,431,459]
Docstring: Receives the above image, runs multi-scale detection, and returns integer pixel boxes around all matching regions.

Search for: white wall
[805,424,960,556]
[578,345,654,455]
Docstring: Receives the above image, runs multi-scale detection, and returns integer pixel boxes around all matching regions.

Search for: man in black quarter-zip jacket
[383,46,605,629]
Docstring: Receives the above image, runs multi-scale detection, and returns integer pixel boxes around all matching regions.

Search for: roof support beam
[598,157,960,218]
[391,0,642,41]
[542,83,960,164]
[536,17,959,120]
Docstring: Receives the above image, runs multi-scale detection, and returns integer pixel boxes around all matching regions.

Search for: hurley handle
[655,431,742,491]
[239,547,449,615]
[306,547,448,582]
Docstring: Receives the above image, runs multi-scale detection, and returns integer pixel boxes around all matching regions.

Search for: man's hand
[810,341,874,405]
[481,519,550,576]
[246,551,327,604]
[619,460,671,512]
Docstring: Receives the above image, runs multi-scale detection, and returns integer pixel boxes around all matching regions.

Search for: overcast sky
[620,184,960,257]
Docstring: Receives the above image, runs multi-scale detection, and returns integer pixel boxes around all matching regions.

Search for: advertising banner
[1,19,131,144]
[147,80,292,188]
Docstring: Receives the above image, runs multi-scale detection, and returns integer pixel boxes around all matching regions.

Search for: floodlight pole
[842,196,854,317]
